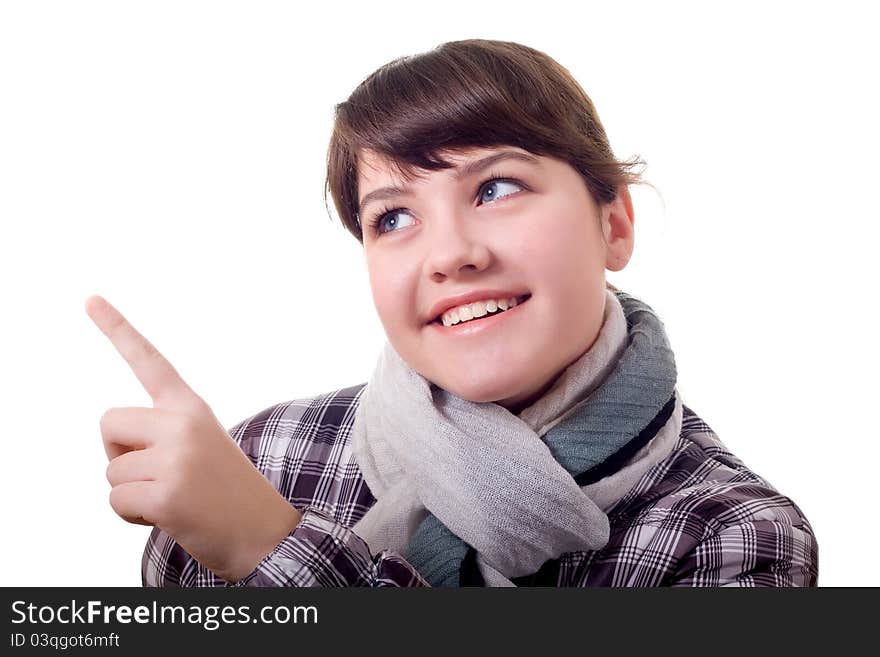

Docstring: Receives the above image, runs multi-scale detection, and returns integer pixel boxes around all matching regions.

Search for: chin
[438,376,523,405]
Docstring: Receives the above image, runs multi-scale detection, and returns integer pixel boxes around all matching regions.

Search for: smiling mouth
[429,294,532,326]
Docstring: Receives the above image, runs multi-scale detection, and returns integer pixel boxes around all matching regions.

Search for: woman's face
[358,145,635,413]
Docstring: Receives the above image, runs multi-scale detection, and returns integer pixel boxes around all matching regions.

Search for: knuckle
[99,408,115,432]
[180,413,199,435]
[176,414,202,443]
[134,339,159,364]
[108,486,122,514]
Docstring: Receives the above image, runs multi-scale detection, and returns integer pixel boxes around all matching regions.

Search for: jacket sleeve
[230,506,430,587]
[142,508,430,587]
[141,507,430,587]
[669,517,819,587]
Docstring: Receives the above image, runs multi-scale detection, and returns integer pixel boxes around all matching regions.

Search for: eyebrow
[357,150,540,219]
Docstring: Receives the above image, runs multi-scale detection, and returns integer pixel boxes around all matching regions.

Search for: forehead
[356,145,538,186]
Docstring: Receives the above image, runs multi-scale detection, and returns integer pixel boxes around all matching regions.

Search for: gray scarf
[351,289,681,586]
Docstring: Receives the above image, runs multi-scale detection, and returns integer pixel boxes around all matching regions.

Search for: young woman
[93,39,818,586]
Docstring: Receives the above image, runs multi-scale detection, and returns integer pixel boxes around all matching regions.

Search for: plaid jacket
[142,383,819,587]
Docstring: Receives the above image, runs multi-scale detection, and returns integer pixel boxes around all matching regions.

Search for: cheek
[518,213,600,275]
[368,261,413,330]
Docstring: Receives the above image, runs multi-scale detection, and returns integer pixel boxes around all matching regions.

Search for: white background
[1,0,876,586]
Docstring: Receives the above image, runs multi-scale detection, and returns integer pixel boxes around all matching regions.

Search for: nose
[423,213,492,281]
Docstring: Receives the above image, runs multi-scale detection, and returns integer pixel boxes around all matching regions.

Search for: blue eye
[372,210,415,236]
[479,179,522,204]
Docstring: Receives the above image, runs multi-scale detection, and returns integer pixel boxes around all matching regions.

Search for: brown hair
[324,39,643,293]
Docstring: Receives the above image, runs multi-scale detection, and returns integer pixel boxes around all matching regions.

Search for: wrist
[221,495,303,584]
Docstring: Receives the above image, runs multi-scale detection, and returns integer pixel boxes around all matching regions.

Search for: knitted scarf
[351,289,679,586]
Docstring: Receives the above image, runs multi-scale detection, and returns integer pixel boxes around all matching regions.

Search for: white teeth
[439,295,526,327]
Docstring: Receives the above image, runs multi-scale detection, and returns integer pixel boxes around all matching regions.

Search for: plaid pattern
[142,383,818,587]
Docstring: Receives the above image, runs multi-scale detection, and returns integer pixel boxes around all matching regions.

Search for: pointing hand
[85,295,302,583]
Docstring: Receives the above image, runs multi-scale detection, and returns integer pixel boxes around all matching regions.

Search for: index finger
[85,295,197,411]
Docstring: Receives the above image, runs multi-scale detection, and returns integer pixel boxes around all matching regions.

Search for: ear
[603,187,635,272]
